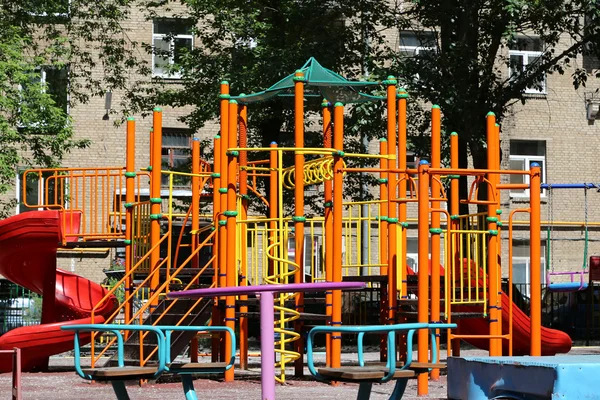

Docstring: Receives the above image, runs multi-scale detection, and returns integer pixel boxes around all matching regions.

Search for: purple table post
[260,291,276,399]
[169,282,365,400]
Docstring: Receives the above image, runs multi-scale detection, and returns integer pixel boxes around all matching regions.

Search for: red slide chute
[0,211,117,372]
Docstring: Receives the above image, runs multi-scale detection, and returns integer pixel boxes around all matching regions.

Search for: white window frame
[508,48,546,95]
[512,256,545,298]
[152,20,194,79]
[509,154,546,198]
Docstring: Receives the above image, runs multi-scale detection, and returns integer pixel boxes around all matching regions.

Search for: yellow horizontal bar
[343,200,386,206]
[229,147,334,155]
[343,153,388,159]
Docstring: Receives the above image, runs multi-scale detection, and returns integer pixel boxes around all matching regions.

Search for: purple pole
[260,291,275,400]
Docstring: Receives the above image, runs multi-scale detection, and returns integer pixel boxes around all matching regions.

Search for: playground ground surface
[3,346,600,399]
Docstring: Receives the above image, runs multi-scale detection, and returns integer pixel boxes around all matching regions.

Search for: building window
[399,31,437,58]
[24,0,69,17]
[509,140,546,197]
[20,66,69,125]
[162,128,192,187]
[152,19,194,78]
[509,37,546,95]
[512,240,546,297]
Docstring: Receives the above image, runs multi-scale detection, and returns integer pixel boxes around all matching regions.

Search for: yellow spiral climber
[264,238,301,383]
[282,156,346,189]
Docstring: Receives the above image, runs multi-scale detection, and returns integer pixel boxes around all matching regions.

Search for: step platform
[448,355,600,400]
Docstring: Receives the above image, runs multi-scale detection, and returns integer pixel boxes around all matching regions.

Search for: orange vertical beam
[224,100,238,382]
[486,112,501,356]
[219,82,230,290]
[322,101,334,367]
[149,108,162,311]
[217,81,230,364]
[430,105,441,381]
[124,117,135,326]
[211,133,221,363]
[385,77,398,326]
[190,137,200,364]
[331,102,344,369]
[293,70,306,376]
[449,132,460,357]
[238,102,249,370]
[379,138,388,362]
[397,89,408,300]
[530,164,542,356]
[494,122,503,349]
[417,160,430,396]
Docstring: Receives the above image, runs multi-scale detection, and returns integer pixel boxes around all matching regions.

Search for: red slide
[455,292,572,355]
[407,262,571,355]
[0,211,118,372]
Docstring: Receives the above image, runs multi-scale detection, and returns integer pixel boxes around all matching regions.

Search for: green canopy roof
[231,57,385,105]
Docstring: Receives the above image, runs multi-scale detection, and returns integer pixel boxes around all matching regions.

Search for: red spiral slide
[0,211,118,372]
[408,261,571,355]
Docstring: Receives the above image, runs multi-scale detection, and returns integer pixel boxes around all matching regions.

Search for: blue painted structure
[448,355,600,400]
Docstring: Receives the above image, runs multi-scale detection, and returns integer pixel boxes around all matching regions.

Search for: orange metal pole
[190,137,200,363]
[379,138,388,362]
[238,102,249,370]
[386,77,398,326]
[217,81,230,364]
[494,122,503,350]
[219,82,230,290]
[486,112,501,356]
[211,133,221,363]
[417,160,430,396]
[530,164,542,356]
[331,102,344,369]
[449,132,460,357]
[293,70,306,376]
[224,100,238,382]
[430,105,441,380]
[397,90,408,299]
[124,117,135,326]
[149,108,162,311]
[322,101,334,367]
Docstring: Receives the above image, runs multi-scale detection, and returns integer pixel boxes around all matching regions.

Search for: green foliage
[131,0,397,214]
[390,0,600,166]
[0,0,147,216]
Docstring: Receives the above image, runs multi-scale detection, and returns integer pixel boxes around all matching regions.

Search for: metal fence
[510,281,600,343]
[0,280,41,335]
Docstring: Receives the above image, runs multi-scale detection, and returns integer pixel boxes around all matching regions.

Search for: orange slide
[0,211,117,372]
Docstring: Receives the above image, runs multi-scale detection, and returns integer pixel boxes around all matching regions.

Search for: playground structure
[0,58,574,396]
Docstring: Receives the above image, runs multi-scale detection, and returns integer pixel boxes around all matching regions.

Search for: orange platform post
[149,108,162,311]
[293,70,306,376]
[430,105,442,380]
[238,102,249,370]
[224,99,238,382]
[417,160,430,396]
[385,77,397,327]
[486,112,501,356]
[331,102,344,369]
[322,101,334,367]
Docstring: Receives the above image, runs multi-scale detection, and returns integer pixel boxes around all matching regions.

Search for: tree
[134,0,397,215]
[0,0,147,216]
[388,0,600,204]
